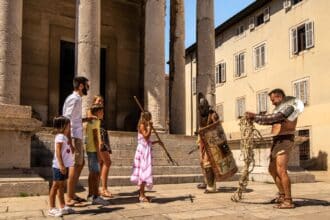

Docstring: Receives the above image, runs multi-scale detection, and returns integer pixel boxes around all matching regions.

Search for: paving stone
[0,176,329,219]
[164,210,224,219]
[0,210,44,219]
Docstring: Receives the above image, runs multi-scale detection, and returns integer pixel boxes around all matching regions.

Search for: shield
[199,120,238,181]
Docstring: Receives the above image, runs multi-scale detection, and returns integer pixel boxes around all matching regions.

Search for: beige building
[185,0,330,169]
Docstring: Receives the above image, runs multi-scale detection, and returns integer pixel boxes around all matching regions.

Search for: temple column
[144,0,166,130]
[75,0,101,115]
[0,0,22,104]
[169,0,185,134]
[196,0,215,107]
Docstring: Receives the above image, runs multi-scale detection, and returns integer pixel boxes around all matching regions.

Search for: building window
[236,25,245,36]
[298,129,310,161]
[257,91,268,114]
[234,52,245,77]
[293,78,309,105]
[192,77,196,95]
[254,43,266,69]
[284,0,303,11]
[256,14,264,27]
[293,0,303,5]
[236,97,246,118]
[215,104,224,122]
[253,7,270,28]
[291,21,314,54]
[215,63,226,84]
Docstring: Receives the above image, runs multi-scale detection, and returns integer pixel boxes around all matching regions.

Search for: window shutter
[221,63,226,83]
[255,47,260,69]
[304,80,309,104]
[292,28,298,54]
[262,92,267,112]
[262,45,265,66]
[235,55,239,77]
[249,16,255,30]
[264,7,270,22]
[305,21,314,49]
[293,83,300,99]
[240,53,245,74]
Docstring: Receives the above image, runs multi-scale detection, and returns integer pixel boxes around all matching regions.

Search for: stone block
[0,104,31,119]
[0,104,41,169]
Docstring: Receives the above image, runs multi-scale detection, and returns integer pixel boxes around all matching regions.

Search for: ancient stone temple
[19,0,167,131]
[0,0,190,195]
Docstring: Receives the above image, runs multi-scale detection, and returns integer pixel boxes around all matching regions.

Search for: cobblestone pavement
[0,171,329,220]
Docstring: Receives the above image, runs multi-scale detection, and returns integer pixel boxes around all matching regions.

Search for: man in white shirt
[63,76,89,206]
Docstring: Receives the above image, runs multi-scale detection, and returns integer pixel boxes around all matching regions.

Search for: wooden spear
[133,96,179,166]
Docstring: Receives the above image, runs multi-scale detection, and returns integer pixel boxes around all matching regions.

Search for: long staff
[133,96,179,166]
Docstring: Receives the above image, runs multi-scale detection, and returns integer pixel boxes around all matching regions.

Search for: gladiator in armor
[197,93,237,193]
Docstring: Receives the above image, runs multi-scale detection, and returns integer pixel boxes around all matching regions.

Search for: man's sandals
[100,189,113,198]
[273,197,295,209]
[66,196,87,207]
[270,192,285,204]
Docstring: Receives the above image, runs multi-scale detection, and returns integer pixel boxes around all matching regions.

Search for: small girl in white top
[48,116,75,217]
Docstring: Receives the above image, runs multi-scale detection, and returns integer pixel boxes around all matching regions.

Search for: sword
[133,96,179,166]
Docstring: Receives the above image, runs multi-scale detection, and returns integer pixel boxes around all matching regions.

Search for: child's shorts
[87,152,100,173]
[52,167,68,181]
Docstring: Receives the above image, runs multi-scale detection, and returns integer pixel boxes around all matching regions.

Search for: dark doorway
[59,41,75,114]
[59,41,107,118]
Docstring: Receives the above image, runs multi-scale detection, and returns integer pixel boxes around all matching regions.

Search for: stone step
[31,130,199,167]
[78,174,206,187]
[32,165,203,178]
[80,165,203,176]
[0,169,49,198]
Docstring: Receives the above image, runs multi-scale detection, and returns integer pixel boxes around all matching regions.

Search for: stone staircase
[0,168,49,197]
[0,127,313,197]
[31,129,207,188]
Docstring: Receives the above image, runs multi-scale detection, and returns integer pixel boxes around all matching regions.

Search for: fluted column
[144,0,166,130]
[75,0,101,115]
[0,0,23,104]
[196,0,215,107]
[169,0,185,134]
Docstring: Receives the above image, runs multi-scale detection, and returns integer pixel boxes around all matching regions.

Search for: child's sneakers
[48,208,62,217]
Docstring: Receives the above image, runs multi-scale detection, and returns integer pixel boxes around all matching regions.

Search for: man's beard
[82,87,88,95]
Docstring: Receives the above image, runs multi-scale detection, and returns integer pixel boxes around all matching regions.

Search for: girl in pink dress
[130,111,159,202]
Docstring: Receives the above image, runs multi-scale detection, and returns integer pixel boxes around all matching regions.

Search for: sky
[165,0,255,73]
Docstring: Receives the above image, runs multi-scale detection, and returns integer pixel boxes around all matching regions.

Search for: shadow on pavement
[218,186,253,193]
[231,197,330,206]
[107,195,194,205]
[116,190,156,197]
[76,207,124,215]
[151,195,195,204]
[294,198,330,207]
